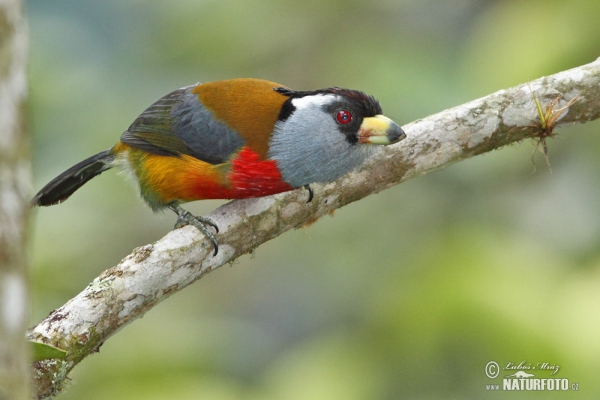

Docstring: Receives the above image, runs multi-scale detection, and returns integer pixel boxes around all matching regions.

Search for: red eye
[336,110,353,125]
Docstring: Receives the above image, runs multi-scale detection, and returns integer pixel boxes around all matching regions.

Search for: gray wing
[120,85,245,165]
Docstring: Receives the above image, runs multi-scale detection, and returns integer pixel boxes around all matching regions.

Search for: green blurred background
[28,0,600,398]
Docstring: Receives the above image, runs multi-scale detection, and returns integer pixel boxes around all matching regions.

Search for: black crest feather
[274,86,382,122]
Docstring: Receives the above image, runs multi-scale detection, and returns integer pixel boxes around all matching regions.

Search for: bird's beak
[358,115,406,145]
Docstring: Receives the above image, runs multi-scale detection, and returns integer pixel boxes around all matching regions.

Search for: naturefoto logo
[484,361,579,391]
[505,371,535,379]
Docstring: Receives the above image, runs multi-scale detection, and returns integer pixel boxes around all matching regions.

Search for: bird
[32,78,406,255]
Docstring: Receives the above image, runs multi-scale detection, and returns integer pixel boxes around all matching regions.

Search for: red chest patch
[228,147,293,198]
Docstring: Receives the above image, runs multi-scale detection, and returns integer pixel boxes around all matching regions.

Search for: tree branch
[28,58,600,398]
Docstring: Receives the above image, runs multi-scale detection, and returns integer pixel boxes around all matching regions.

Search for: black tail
[32,149,115,206]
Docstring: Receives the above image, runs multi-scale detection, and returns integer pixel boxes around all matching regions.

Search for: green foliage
[30,341,67,362]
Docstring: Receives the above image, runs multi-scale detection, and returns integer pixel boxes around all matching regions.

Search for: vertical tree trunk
[0,0,30,398]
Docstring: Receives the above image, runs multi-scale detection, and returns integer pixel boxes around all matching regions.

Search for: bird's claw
[174,212,219,233]
[169,204,219,255]
[304,184,314,203]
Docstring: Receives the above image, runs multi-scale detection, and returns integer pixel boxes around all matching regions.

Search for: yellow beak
[358,115,406,145]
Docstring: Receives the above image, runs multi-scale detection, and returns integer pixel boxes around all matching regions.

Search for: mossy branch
[28,58,600,399]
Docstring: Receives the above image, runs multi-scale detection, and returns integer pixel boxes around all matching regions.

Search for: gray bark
[0,0,30,399]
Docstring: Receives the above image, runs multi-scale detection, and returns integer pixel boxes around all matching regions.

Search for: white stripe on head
[291,94,337,110]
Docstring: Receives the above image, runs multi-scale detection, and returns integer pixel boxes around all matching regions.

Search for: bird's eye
[336,110,353,125]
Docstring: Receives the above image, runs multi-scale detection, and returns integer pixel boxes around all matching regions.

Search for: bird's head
[268,86,406,188]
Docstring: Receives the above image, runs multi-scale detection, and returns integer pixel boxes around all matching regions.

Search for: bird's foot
[168,203,219,255]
